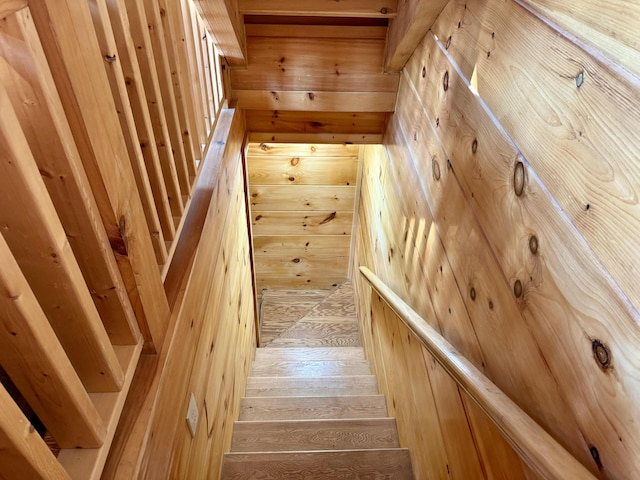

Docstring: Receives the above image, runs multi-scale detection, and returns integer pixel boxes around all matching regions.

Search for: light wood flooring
[220,283,414,478]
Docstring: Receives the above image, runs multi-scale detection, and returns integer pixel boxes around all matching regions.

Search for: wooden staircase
[220,284,414,478]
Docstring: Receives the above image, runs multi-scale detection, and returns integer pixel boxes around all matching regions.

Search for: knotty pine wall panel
[353,144,526,479]
[355,0,640,477]
[249,143,361,292]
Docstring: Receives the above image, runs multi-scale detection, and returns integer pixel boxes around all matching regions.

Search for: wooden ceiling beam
[239,0,398,18]
[384,0,449,71]
[245,24,388,39]
[195,0,247,66]
[235,90,397,112]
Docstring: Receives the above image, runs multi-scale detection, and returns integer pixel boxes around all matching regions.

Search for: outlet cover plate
[186,393,198,438]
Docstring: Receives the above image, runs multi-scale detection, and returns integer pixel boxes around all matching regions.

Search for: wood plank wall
[102,110,256,480]
[0,1,247,478]
[248,143,361,292]
[235,22,397,144]
[354,0,640,478]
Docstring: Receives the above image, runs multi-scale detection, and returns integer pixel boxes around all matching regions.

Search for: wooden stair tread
[267,336,361,347]
[245,375,379,397]
[221,449,414,479]
[251,359,371,377]
[254,347,365,361]
[239,395,388,421]
[231,418,400,452]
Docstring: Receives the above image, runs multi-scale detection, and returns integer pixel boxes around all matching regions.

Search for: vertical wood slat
[0,383,70,480]
[207,36,220,113]
[124,0,184,219]
[142,0,191,197]
[198,16,215,130]
[29,0,171,353]
[181,0,207,148]
[189,3,211,136]
[88,0,168,265]
[0,232,106,448]
[0,81,124,393]
[157,0,199,177]
[203,31,216,122]
[105,0,176,244]
[0,9,140,345]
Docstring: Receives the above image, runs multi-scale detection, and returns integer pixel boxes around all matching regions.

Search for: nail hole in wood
[514,161,525,196]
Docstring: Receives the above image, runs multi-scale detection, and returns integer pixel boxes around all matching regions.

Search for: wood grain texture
[248,132,384,144]
[250,185,356,211]
[354,142,529,478]
[245,24,388,39]
[233,37,398,92]
[405,20,640,476]
[0,383,70,480]
[245,110,386,135]
[248,143,360,157]
[30,0,170,352]
[246,375,378,397]
[0,0,26,19]
[239,0,398,18]
[521,0,640,80]
[432,0,640,319]
[254,347,365,362]
[0,9,140,345]
[248,156,358,185]
[251,360,371,377]
[221,449,413,479]
[384,0,449,70]
[231,418,398,451]
[236,90,397,112]
[240,395,387,421]
[252,211,353,235]
[0,232,106,449]
[0,80,124,393]
[196,0,246,66]
[254,235,352,257]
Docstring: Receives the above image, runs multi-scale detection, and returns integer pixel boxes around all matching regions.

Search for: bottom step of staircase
[221,448,413,479]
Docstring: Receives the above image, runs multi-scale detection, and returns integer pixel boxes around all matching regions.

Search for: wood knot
[292,258,301,263]
[308,92,315,100]
[470,287,476,301]
[380,7,388,14]
[104,54,117,63]
[576,71,585,88]
[422,66,426,78]
[591,340,611,370]
[432,157,441,181]
[589,446,604,470]
[319,212,337,225]
[513,279,523,298]
[529,235,539,254]
[443,71,449,91]
[445,36,452,49]
[471,138,478,154]
[513,161,525,196]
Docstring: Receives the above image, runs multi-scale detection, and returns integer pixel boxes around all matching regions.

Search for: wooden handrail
[359,266,597,480]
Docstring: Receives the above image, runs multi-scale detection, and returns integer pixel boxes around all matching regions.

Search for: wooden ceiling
[197,0,450,143]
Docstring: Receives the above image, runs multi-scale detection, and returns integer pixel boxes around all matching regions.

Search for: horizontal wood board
[249,143,360,292]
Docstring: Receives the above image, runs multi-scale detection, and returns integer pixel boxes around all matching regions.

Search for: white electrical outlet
[186,393,198,438]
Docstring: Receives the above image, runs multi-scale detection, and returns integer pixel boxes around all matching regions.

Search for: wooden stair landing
[221,283,414,479]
